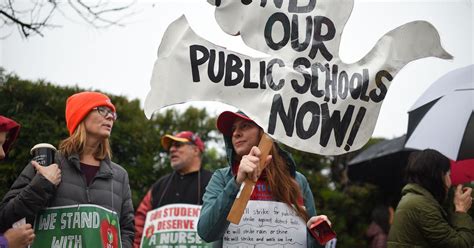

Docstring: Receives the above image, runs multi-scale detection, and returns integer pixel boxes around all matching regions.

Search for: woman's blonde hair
[59,122,112,160]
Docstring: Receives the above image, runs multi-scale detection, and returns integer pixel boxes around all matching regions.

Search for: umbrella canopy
[405,64,474,161]
[347,136,474,190]
[347,135,413,193]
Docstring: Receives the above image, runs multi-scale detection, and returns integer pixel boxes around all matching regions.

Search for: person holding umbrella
[197,111,331,247]
[387,149,473,247]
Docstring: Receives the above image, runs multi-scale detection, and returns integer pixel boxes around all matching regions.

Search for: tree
[0,0,135,38]
[284,144,382,247]
[0,73,77,198]
[118,106,224,205]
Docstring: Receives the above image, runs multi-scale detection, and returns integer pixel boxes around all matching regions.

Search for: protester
[0,116,20,160]
[387,149,474,247]
[133,131,213,248]
[0,116,35,248]
[0,92,135,247]
[197,111,331,247]
[366,205,392,248]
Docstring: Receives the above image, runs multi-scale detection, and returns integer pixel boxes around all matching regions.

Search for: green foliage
[0,75,75,198]
[121,106,224,206]
[287,144,381,248]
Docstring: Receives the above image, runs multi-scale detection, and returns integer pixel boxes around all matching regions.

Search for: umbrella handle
[226,133,273,224]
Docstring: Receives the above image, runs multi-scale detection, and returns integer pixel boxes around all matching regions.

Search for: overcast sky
[1,0,472,139]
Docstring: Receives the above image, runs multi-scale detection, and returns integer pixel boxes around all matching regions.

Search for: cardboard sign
[223,200,307,247]
[140,204,211,248]
[32,204,122,248]
[145,0,451,155]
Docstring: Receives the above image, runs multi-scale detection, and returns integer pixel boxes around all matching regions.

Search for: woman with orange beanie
[0,92,135,247]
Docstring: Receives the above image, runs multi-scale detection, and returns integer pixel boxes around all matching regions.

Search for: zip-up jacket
[387,183,474,247]
[0,152,135,248]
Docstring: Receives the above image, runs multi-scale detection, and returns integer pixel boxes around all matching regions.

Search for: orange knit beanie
[65,92,116,135]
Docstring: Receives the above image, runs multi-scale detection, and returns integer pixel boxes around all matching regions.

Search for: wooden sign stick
[227,133,274,224]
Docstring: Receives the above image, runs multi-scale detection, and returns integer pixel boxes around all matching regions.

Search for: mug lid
[30,143,57,155]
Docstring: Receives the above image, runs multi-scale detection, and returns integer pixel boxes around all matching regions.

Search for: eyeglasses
[93,106,117,120]
[169,141,193,150]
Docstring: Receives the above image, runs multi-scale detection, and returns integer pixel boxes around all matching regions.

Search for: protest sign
[145,0,452,155]
[224,200,307,247]
[140,204,211,248]
[31,204,121,248]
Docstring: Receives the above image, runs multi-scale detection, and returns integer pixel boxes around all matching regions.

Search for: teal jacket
[387,184,474,248]
[196,134,319,247]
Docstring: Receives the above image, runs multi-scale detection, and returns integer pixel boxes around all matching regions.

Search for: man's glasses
[93,106,117,120]
[169,141,193,150]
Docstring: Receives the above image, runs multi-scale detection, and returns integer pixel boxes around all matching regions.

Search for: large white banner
[145,0,451,155]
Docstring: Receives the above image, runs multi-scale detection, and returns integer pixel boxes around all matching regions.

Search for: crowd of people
[0,91,473,248]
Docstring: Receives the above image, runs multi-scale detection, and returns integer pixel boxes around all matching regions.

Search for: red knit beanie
[65,92,116,135]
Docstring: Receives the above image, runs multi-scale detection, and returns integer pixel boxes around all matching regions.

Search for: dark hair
[371,205,390,234]
[405,149,450,204]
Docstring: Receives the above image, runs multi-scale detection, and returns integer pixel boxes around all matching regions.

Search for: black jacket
[151,168,213,209]
[133,167,213,247]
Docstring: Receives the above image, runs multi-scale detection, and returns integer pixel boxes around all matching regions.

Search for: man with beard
[133,131,213,248]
